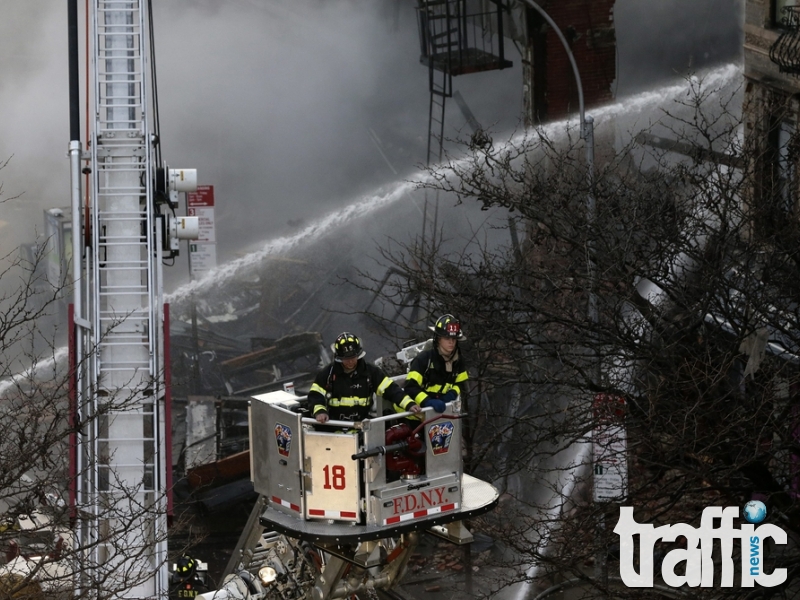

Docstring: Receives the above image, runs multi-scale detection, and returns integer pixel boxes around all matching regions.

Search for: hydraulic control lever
[352,441,408,461]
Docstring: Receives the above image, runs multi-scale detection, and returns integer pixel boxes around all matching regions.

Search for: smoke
[152,0,521,283]
[0,1,70,256]
[614,0,744,95]
[0,0,745,308]
[0,0,747,386]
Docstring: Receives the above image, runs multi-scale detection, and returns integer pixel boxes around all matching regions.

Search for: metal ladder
[222,496,325,595]
[417,1,457,322]
[421,67,450,255]
[222,496,282,577]
[80,0,168,597]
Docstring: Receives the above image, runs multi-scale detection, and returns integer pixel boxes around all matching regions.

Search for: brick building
[521,0,616,125]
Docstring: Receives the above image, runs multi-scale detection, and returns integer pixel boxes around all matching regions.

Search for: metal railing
[416,0,511,77]
[770,6,800,75]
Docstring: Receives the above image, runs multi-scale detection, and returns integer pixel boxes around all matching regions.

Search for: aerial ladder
[68,1,198,597]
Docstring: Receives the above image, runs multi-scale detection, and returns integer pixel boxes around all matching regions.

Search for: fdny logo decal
[428,422,454,455]
[274,423,292,457]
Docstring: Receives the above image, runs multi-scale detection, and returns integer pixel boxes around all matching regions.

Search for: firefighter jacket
[308,360,415,422]
[404,347,468,407]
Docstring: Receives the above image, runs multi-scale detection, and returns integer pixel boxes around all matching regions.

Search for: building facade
[521,0,616,125]
[744,0,800,237]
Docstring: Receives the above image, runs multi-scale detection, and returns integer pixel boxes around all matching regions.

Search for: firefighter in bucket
[309,332,420,430]
[404,314,468,416]
[380,315,468,480]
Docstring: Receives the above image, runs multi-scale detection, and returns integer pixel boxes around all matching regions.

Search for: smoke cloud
[0,0,743,295]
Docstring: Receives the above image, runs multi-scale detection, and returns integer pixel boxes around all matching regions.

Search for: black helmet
[429,314,466,341]
[331,332,366,361]
[174,555,196,577]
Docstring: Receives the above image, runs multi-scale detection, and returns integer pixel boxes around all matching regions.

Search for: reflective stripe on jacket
[404,347,468,406]
[307,359,411,422]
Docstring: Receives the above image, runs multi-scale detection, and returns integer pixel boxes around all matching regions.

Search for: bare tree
[360,74,800,598]
[0,162,198,600]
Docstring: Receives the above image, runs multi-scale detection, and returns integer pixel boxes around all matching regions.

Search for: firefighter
[405,314,468,415]
[169,554,209,598]
[311,332,420,424]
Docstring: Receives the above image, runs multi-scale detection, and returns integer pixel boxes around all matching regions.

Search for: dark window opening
[768,117,797,215]
[773,0,799,28]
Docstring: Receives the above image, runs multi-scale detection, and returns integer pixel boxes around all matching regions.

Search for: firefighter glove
[440,390,458,403]
[421,398,446,413]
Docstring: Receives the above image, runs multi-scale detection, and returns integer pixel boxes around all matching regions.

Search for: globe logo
[743,500,767,524]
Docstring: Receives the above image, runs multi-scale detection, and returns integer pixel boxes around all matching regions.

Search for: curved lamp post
[521,0,589,137]
[517,3,604,599]
[520,0,597,326]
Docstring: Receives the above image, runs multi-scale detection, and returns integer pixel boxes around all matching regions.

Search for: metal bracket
[74,317,92,331]
[352,540,383,568]
[427,521,474,545]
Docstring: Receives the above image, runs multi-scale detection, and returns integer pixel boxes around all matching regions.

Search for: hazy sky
[0,0,743,294]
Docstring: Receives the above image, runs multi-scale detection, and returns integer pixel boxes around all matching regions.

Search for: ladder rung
[97,338,149,348]
[96,189,146,194]
[93,463,155,471]
[95,210,149,218]
[98,95,144,102]
[431,29,458,40]
[97,119,144,124]
[97,210,148,218]
[98,240,147,245]
[98,171,146,176]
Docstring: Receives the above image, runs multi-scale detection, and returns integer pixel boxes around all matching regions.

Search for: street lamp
[520,0,597,325]
[519,2,603,597]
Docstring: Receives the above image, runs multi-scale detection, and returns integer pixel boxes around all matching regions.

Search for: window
[755,107,798,240]
[774,0,799,28]
[768,117,797,215]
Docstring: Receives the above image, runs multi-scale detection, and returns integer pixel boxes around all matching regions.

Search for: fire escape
[769,6,800,75]
[416,0,512,249]
[413,0,512,319]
